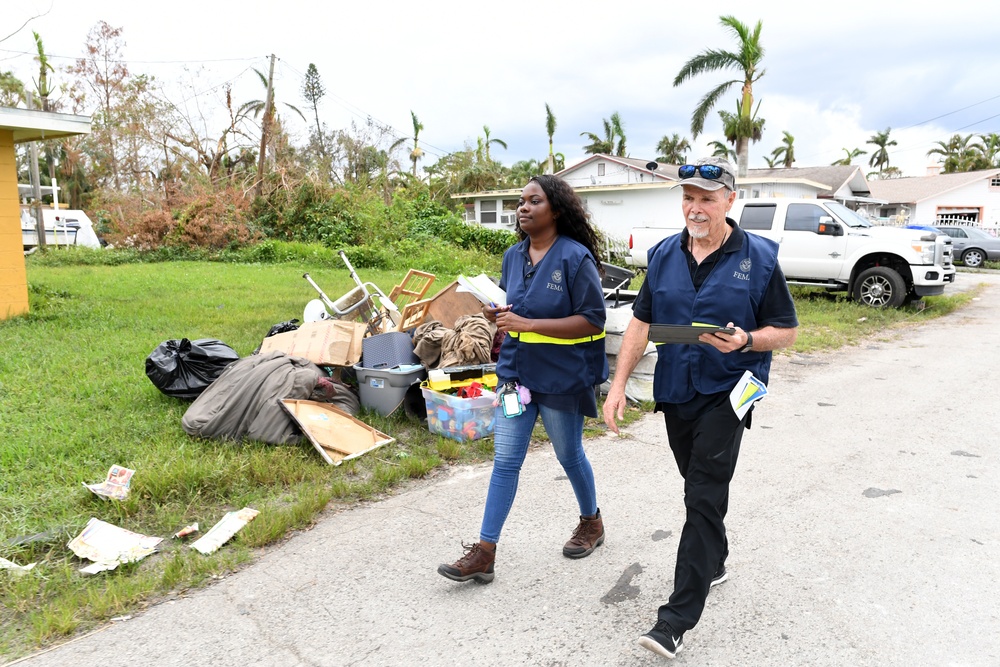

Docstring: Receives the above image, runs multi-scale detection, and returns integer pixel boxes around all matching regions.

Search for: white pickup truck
[628,198,956,308]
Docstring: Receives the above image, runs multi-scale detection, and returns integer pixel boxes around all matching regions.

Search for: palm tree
[927,134,981,174]
[482,125,507,162]
[545,103,557,174]
[581,117,615,155]
[408,110,424,177]
[610,112,626,156]
[973,133,1000,168]
[674,15,765,177]
[655,133,691,164]
[581,112,626,156]
[509,158,542,186]
[769,131,795,168]
[707,140,737,162]
[762,154,778,168]
[238,68,305,122]
[866,128,897,174]
[718,99,764,161]
[831,147,867,166]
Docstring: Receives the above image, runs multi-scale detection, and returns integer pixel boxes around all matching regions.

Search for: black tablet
[647,324,736,344]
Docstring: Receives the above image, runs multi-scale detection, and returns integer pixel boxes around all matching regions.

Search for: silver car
[936,226,1000,268]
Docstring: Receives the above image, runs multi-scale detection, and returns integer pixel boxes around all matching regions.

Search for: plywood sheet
[280,399,394,465]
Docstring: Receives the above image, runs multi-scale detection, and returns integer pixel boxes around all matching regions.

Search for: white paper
[729,370,768,420]
[0,556,36,575]
[191,508,259,555]
[67,518,162,573]
[456,274,506,307]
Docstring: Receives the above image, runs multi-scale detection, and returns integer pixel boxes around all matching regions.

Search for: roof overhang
[451,181,680,200]
[0,107,92,143]
[833,194,888,205]
[736,177,832,191]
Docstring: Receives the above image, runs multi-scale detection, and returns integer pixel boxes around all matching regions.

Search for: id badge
[500,383,523,418]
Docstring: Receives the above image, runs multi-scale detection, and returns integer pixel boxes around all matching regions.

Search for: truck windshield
[826,201,872,228]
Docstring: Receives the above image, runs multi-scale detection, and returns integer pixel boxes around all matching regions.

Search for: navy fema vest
[646,228,778,404]
[496,237,608,395]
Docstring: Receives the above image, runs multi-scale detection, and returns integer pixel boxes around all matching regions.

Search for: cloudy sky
[4,0,999,178]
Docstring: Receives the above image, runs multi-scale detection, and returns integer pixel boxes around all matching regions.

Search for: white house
[866,168,1000,231]
[743,165,875,204]
[454,155,680,241]
[454,158,883,241]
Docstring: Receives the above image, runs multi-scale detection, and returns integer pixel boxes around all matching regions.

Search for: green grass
[0,257,980,660]
[0,261,492,659]
[787,285,980,352]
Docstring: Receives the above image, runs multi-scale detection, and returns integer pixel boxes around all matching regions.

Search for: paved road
[10,272,1000,667]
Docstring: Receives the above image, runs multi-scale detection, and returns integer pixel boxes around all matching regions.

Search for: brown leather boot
[437,541,495,583]
[563,509,605,559]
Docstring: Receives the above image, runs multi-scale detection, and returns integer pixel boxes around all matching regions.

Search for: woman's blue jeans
[479,402,598,544]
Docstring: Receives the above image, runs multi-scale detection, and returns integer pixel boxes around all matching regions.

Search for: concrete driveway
[9,272,999,667]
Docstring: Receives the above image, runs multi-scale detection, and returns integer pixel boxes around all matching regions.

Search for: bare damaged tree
[68,21,130,190]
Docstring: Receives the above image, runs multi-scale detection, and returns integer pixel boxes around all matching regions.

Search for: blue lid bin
[421,386,496,442]
[353,364,427,417]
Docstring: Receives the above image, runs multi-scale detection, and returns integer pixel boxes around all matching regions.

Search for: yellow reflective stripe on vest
[508,330,606,345]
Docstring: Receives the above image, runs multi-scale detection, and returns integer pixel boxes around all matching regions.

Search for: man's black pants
[657,393,748,633]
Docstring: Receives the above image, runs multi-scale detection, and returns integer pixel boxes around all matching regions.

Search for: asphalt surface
[9,272,999,667]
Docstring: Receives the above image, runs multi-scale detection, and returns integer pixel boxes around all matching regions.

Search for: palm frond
[691,79,737,137]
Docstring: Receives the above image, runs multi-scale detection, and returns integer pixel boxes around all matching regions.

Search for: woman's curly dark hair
[518,174,603,274]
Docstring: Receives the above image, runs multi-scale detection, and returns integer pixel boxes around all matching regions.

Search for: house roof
[746,165,868,195]
[557,154,675,181]
[867,168,1000,204]
[0,107,92,142]
[451,181,678,200]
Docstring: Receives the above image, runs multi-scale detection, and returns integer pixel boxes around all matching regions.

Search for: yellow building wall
[0,129,29,319]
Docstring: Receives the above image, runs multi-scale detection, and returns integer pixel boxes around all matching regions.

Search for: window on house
[751,189,760,198]
[739,204,776,230]
[881,207,897,217]
[480,200,497,224]
[785,204,827,232]
[991,177,1000,187]
[597,163,605,176]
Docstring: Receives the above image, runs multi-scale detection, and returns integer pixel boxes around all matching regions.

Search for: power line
[279,58,452,160]
[897,92,1000,131]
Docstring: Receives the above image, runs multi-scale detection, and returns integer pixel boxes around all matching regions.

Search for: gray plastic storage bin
[353,364,427,416]
[361,332,419,369]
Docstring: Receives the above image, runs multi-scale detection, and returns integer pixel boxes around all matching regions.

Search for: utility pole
[254,53,276,199]
[26,92,47,251]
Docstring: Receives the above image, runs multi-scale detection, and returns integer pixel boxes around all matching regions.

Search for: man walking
[603,157,798,659]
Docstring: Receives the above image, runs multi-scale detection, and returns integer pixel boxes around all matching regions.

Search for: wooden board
[280,399,394,466]
[427,281,483,328]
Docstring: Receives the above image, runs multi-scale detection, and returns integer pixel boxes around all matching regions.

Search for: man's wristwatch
[739,331,754,353]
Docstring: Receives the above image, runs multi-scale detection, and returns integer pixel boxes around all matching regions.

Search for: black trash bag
[252,319,300,354]
[145,338,240,399]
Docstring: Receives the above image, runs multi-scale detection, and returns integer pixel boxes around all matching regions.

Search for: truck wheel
[961,248,985,268]
[853,267,906,308]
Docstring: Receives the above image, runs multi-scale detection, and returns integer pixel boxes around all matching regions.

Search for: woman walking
[438,175,609,583]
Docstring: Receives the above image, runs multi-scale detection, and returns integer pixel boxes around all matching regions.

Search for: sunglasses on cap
[678,164,728,180]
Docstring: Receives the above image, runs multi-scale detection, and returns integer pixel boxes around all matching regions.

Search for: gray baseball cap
[674,156,736,191]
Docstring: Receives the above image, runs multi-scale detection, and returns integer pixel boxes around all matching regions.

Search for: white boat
[20,207,102,249]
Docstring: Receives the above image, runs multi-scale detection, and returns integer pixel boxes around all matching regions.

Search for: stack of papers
[456,274,506,307]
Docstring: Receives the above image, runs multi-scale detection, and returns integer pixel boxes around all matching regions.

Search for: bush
[101,187,257,251]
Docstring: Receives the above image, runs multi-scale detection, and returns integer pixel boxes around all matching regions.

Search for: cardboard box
[421,386,495,442]
[258,320,366,367]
